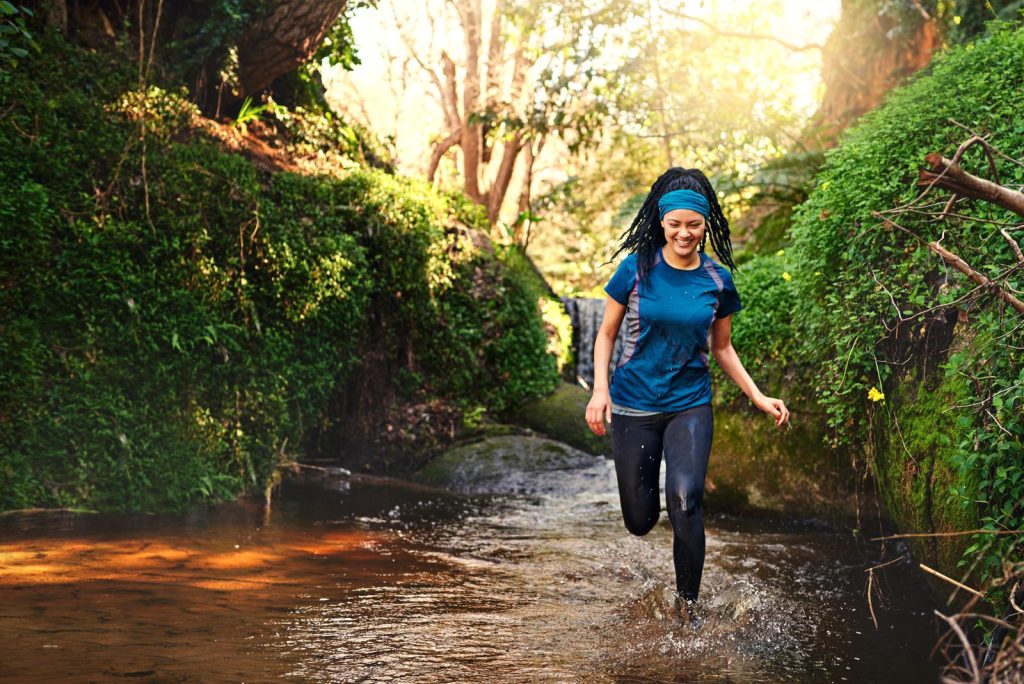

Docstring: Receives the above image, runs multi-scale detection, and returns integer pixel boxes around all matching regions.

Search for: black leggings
[610,403,713,601]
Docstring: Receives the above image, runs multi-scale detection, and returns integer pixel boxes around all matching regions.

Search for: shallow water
[0,455,940,682]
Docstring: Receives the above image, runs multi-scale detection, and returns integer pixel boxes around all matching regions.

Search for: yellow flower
[782,271,792,282]
[867,387,885,403]
[776,249,785,257]
[814,271,822,276]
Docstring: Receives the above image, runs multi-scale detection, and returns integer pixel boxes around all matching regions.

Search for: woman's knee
[622,509,659,536]
[668,482,704,517]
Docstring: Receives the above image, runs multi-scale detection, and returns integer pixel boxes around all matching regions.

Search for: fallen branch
[928,239,1024,314]
[872,213,1024,314]
[865,555,907,629]
[921,563,986,599]
[1001,228,1024,264]
[869,529,1024,541]
[918,153,1024,218]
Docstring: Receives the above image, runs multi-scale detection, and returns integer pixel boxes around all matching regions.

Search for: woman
[584,167,789,624]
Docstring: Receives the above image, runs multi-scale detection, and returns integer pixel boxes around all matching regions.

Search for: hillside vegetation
[0,36,562,511]
[724,23,1023,590]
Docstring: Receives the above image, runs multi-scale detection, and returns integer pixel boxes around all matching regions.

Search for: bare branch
[486,131,523,223]
[874,213,1024,314]
[441,51,463,132]
[921,564,986,599]
[934,610,981,683]
[871,529,1024,541]
[657,5,824,52]
[427,129,461,182]
[948,135,1000,184]
[948,119,1024,169]
[927,239,1024,314]
[1001,228,1024,263]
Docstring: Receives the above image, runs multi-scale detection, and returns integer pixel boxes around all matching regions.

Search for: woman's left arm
[710,315,790,428]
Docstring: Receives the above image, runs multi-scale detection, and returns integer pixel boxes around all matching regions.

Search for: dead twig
[935,610,981,683]
[921,563,986,599]
[948,119,1024,170]
[1001,228,1024,263]
[870,529,1023,541]
[865,555,907,630]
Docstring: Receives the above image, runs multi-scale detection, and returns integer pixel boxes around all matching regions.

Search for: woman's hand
[753,394,790,428]
[586,389,612,436]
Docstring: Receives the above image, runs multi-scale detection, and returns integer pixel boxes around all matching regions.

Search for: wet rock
[412,434,606,496]
[511,382,610,456]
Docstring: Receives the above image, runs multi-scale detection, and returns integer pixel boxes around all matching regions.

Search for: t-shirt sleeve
[604,255,637,305]
[716,268,743,318]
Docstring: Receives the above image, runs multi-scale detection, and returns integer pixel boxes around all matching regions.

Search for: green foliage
[425,243,559,413]
[275,105,395,172]
[0,35,559,512]
[947,0,1024,43]
[0,1,36,68]
[312,0,378,70]
[781,24,1024,585]
[712,252,797,406]
[235,95,271,128]
[162,0,253,85]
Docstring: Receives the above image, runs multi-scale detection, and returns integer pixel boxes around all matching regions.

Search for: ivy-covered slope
[735,23,1023,587]
[0,37,561,512]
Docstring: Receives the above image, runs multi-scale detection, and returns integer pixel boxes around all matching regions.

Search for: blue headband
[658,189,710,220]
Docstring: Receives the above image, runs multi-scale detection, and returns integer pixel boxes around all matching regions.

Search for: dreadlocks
[611,167,736,279]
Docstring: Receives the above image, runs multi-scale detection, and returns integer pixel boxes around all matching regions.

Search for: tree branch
[875,213,1024,315]
[1001,228,1024,264]
[455,0,483,202]
[486,131,522,224]
[918,154,1024,218]
[440,50,463,133]
[427,129,461,182]
[657,6,824,52]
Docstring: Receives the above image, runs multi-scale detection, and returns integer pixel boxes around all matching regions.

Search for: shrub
[783,22,1024,585]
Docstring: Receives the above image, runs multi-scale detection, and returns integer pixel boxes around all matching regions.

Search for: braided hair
[611,167,736,279]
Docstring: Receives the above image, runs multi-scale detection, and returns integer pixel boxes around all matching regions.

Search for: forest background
[1,0,1022,670]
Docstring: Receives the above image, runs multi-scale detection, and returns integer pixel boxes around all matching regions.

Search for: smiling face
[661,208,706,264]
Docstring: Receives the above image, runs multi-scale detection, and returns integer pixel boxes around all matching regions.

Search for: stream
[0,440,940,682]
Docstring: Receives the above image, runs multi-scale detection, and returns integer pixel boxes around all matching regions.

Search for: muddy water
[0,454,939,682]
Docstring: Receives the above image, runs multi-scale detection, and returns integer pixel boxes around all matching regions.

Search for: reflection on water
[0,456,939,682]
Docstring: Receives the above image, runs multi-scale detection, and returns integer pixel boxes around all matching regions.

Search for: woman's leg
[610,412,665,536]
[662,403,714,601]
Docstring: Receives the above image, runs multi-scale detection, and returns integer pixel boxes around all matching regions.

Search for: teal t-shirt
[604,250,742,412]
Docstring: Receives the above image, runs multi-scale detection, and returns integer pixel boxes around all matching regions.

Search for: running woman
[584,167,790,623]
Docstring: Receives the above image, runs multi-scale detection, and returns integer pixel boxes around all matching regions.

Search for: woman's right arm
[585,296,626,436]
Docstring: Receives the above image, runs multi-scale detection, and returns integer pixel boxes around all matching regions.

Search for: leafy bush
[713,251,797,406]
[778,23,1024,585]
[0,35,559,511]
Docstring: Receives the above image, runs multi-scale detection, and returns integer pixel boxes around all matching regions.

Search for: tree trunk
[805,0,941,149]
[236,0,348,98]
[455,0,483,203]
